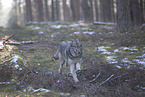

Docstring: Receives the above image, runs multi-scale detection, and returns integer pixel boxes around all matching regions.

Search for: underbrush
[0,22,145,96]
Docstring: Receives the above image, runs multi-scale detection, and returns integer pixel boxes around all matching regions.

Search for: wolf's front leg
[76,62,81,70]
[70,64,79,82]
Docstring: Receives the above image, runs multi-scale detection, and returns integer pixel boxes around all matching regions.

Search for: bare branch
[3,34,16,43]
[99,74,114,86]
[109,73,129,81]
[89,72,101,83]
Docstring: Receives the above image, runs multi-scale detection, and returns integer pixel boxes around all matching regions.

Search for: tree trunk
[71,0,80,21]
[81,0,93,22]
[25,0,33,22]
[130,0,144,26]
[56,0,60,21]
[44,0,49,22]
[36,0,44,22]
[62,0,67,21]
[94,0,98,21]
[89,0,94,21]
[117,0,133,32]
[139,0,144,22]
[100,0,113,22]
[62,0,72,21]
[51,0,55,21]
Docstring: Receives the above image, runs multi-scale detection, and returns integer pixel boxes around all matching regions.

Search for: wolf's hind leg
[59,57,64,74]
[70,64,79,82]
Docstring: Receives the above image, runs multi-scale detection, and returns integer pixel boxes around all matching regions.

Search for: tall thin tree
[35,0,44,22]
[81,0,93,22]
[117,0,133,32]
[44,0,49,22]
[94,0,98,21]
[25,0,33,22]
[99,0,113,22]
[130,0,144,26]
[71,0,80,21]
[51,0,55,21]
[56,0,60,21]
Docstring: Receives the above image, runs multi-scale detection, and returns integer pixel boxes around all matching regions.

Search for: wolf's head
[69,39,82,58]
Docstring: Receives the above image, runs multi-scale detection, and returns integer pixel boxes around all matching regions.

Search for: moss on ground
[0,22,145,96]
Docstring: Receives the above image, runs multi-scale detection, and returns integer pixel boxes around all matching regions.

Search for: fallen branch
[5,41,39,45]
[3,34,16,43]
[93,22,117,26]
[99,74,114,86]
[89,72,101,83]
[109,73,129,81]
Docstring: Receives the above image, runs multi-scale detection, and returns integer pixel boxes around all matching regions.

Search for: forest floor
[0,22,145,97]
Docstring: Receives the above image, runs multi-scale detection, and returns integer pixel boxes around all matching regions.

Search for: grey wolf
[53,39,82,82]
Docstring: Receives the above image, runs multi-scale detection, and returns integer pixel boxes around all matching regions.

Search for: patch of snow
[135,56,142,58]
[51,25,62,29]
[15,65,19,69]
[141,86,145,90]
[0,41,4,49]
[38,31,44,35]
[74,32,80,34]
[10,54,19,64]
[70,24,80,27]
[33,88,51,93]
[115,65,122,69]
[81,28,88,30]
[101,51,111,55]
[106,56,118,64]
[133,59,145,65]
[60,93,70,96]
[50,25,68,29]
[120,46,138,51]
[19,68,22,71]
[98,46,110,51]
[99,32,102,34]
[32,26,41,30]
[142,54,145,58]
[114,49,120,53]
[83,31,95,35]
[122,58,132,63]
[51,35,54,38]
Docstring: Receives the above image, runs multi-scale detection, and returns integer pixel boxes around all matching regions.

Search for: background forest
[0,0,145,97]
[0,0,144,31]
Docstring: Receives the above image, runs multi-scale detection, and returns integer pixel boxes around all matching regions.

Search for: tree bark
[94,0,98,21]
[25,0,33,22]
[130,0,144,26]
[71,0,80,21]
[62,0,72,21]
[100,0,113,22]
[44,0,49,22]
[51,0,55,21]
[81,0,93,22]
[56,0,60,21]
[117,0,133,32]
[36,0,44,22]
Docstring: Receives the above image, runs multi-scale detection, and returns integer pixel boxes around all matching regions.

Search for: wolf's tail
[51,49,59,60]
